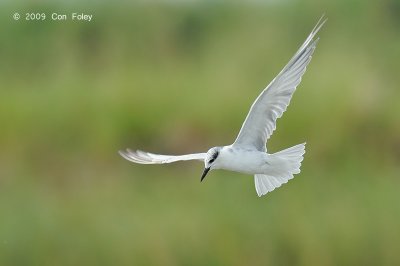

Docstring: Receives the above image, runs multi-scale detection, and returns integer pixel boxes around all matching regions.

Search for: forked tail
[255,143,306,197]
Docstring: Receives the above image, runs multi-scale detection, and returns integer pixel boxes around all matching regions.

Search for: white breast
[213,146,268,175]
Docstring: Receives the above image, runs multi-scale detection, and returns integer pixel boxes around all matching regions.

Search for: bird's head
[201,147,221,182]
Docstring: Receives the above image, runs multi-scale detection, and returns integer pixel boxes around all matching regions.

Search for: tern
[119,17,325,197]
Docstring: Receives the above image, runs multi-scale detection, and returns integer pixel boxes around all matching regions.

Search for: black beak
[200,167,210,182]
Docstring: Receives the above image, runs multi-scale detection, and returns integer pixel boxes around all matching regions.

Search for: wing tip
[119,148,154,164]
[119,149,133,162]
[313,14,328,34]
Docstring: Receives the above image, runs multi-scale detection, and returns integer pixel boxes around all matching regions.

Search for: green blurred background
[1,0,399,265]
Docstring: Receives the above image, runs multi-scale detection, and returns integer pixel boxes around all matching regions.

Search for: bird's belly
[217,149,267,175]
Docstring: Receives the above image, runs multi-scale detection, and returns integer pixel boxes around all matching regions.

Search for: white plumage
[120,17,325,197]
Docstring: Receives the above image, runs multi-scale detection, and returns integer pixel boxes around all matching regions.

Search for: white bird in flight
[120,17,326,197]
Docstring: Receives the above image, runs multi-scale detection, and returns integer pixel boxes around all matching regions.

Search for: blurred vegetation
[0,0,400,265]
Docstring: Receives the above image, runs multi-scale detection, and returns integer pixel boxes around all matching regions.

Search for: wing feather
[233,17,326,151]
[119,149,206,164]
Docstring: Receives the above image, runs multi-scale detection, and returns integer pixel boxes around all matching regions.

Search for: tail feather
[255,143,305,197]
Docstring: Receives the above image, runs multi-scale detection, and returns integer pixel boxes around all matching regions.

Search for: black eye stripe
[208,150,219,164]
[207,148,220,164]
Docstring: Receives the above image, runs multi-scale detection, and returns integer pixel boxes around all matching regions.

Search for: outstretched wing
[233,17,326,151]
[119,149,206,164]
